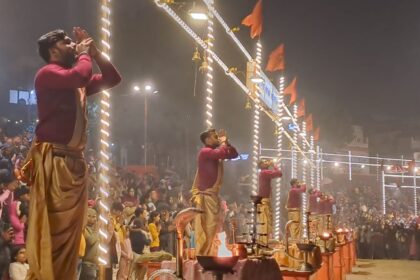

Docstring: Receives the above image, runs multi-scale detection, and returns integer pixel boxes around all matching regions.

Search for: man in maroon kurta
[24,28,121,280]
[191,129,238,255]
[286,179,306,240]
[308,188,321,214]
[257,159,282,244]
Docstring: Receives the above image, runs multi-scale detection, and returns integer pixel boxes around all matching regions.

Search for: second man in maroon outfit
[257,159,282,245]
[191,129,238,255]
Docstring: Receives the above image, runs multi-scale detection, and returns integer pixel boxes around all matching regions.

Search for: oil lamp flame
[217,232,233,257]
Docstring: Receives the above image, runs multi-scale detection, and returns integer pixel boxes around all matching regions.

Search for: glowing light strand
[274,74,285,239]
[301,121,307,184]
[316,145,321,190]
[301,121,308,239]
[205,0,215,128]
[98,0,112,267]
[291,105,298,178]
[252,41,262,194]
[310,136,315,188]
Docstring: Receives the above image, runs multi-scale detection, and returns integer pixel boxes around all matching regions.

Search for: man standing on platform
[21,27,121,280]
[286,179,306,239]
[191,129,238,256]
[257,159,282,245]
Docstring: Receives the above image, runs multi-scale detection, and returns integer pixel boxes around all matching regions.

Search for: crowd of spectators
[324,178,420,260]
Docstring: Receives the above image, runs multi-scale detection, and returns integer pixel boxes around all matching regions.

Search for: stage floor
[346,259,420,280]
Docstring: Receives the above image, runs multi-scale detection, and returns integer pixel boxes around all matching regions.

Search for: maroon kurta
[286,185,307,209]
[258,166,282,198]
[197,144,238,191]
[35,53,121,145]
[309,190,321,213]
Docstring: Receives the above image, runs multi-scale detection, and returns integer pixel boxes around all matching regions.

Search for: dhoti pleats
[25,143,88,280]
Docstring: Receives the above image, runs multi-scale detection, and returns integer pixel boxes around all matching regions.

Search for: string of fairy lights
[98,0,112,267]
[205,0,215,128]
[316,146,321,190]
[300,121,308,239]
[274,75,285,239]
[310,136,315,188]
[251,41,263,194]
[292,104,298,178]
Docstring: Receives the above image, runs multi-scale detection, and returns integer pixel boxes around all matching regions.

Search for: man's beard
[61,50,77,68]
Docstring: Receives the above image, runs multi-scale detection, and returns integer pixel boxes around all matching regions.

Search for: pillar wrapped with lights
[205,0,215,128]
[381,170,386,215]
[316,145,321,190]
[274,74,285,239]
[98,0,112,269]
[291,104,298,179]
[251,40,263,195]
[310,136,315,189]
[301,121,307,185]
[414,170,418,216]
[300,121,308,239]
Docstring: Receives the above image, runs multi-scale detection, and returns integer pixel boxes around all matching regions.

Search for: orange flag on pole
[305,114,313,132]
[284,77,297,105]
[297,99,306,118]
[242,0,263,39]
[313,127,320,141]
[266,44,285,72]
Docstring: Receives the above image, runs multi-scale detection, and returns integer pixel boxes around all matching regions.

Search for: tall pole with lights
[251,41,262,195]
[274,74,285,239]
[205,0,215,128]
[98,0,112,277]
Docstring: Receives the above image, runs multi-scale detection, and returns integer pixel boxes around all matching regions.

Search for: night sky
[1,0,420,154]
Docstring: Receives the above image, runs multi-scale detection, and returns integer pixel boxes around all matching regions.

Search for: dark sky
[1,0,420,152]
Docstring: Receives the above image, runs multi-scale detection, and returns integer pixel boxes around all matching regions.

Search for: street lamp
[132,84,158,167]
[189,2,208,20]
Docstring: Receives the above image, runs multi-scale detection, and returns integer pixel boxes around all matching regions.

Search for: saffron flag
[266,44,285,72]
[314,127,320,141]
[284,77,297,105]
[242,0,263,39]
[305,114,313,132]
[297,99,306,118]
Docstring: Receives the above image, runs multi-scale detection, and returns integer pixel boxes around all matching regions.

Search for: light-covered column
[98,0,112,268]
[274,74,285,239]
[205,0,215,128]
[251,41,263,195]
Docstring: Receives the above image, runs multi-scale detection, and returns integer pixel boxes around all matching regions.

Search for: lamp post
[133,84,158,166]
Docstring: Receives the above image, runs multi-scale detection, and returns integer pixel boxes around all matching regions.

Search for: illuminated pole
[301,121,307,184]
[348,151,352,181]
[382,170,386,215]
[316,145,321,190]
[252,40,262,195]
[291,104,298,179]
[205,0,215,128]
[98,0,112,273]
[301,121,308,239]
[414,169,418,216]
[310,136,315,188]
[274,74,285,239]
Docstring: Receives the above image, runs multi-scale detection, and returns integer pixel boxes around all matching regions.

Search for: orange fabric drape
[297,99,306,118]
[314,127,320,141]
[242,0,263,39]
[284,77,297,105]
[266,44,285,72]
[306,114,313,132]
